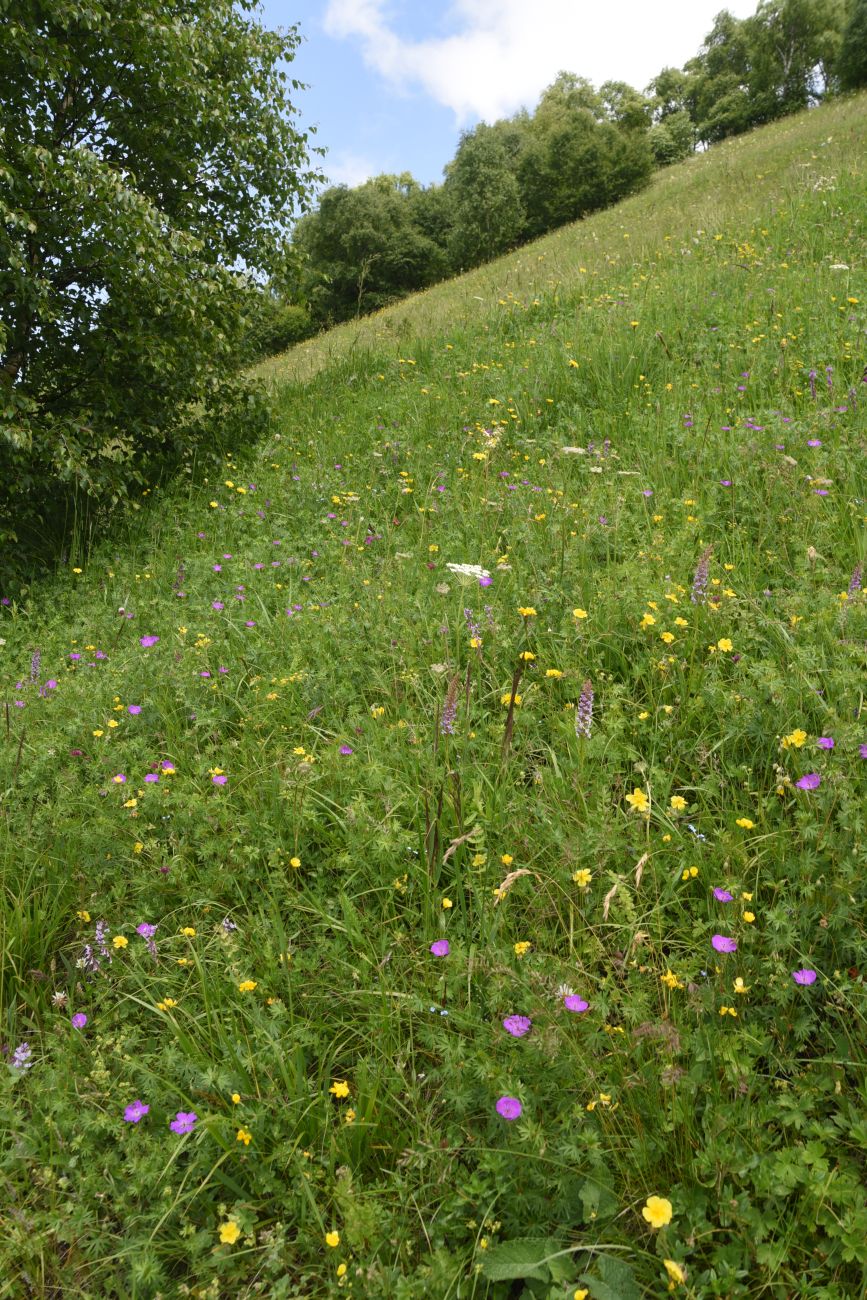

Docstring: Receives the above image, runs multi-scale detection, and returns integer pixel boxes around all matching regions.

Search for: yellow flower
[92,729,104,737]
[514,941,531,958]
[519,651,536,661]
[236,1128,252,1145]
[681,866,699,881]
[289,856,301,869]
[501,854,513,865]
[638,710,650,720]
[572,869,593,888]
[735,817,755,829]
[545,668,563,678]
[781,728,807,749]
[663,1259,686,1286]
[337,1263,348,1277]
[501,692,522,706]
[238,980,257,992]
[742,911,755,923]
[719,1005,738,1017]
[133,841,144,854]
[517,606,537,617]
[442,897,453,909]
[717,638,733,652]
[639,613,656,629]
[625,787,649,813]
[329,1080,350,1098]
[113,935,128,949]
[156,998,177,1011]
[108,719,119,729]
[472,853,486,867]
[574,1291,589,1300]
[660,970,684,990]
[733,977,750,994]
[231,1093,241,1104]
[660,631,675,644]
[741,891,753,901]
[219,1221,241,1245]
[180,927,196,937]
[344,1108,356,1125]
[670,795,687,811]
[76,910,91,923]
[325,1231,340,1248]
[642,1195,673,1229]
[674,617,688,627]
[469,636,482,649]
[573,608,588,619]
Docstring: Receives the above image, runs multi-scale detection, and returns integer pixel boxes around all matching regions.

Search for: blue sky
[258,1,758,190]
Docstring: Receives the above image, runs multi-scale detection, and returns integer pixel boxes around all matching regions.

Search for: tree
[0,0,320,555]
[838,0,867,88]
[444,126,525,270]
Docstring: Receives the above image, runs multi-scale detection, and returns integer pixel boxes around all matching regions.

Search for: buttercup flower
[642,1195,673,1229]
[219,1221,241,1245]
[325,1231,340,1248]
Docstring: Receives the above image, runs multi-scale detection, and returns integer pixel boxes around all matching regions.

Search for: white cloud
[323,0,758,123]
[323,150,379,187]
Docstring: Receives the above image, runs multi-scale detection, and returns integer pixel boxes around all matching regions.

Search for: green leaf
[479,1237,563,1282]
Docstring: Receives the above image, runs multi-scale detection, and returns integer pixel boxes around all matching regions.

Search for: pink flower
[502,1015,532,1038]
[564,995,589,1013]
[71,1013,87,1029]
[792,968,817,985]
[796,773,820,790]
[495,1096,522,1120]
[430,939,450,957]
[711,934,737,953]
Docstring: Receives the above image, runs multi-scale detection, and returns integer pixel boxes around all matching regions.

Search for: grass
[1,94,866,1299]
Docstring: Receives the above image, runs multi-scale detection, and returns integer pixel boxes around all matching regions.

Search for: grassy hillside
[2,95,866,1299]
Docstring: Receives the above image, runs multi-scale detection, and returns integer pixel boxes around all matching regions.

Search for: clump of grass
[1,93,866,1298]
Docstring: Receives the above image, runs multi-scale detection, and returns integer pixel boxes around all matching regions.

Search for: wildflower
[625,787,649,813]
[231,1093,241,1104]
[642,1195,673,1229]
[691,545,713,604]
[441,674,459,736]
[735,817,754,829]
[575,679,593,738]
[572,868,593,887]
[670,795,687,811]
[712,935,737,953]
[660,631,675,644]
[573,608,588,619]
[513,941,531,958]
[639,613,656,629]
[338,744,353,755]
[660,971,683,990]
[519,651,536,661]
[501,854,513,865]
[816,736,834,749]
[289,856,301,869]
[502,1015,532,1038]
[325,1231,340,1248]
[500,692,522,706]
[76,910,91,923]
[123,1100,150,1123]
[681,866,698,880]
[792,968,817,985]
[430,939,450,957]
[495,1096,522,1120]
[442,897,453,909]
[337,1264,348,1277]
[139,636,159,648]
[71,1012,88,1029]
[156,998,177,1011]
[795,773,820,790]
[733,977,750,994]
[180,927,196,937]
[11,1043,33,1071]
[742,911,755,923]
[236,1128,252,1145]
[169,1111,197,1135]
[717,638,733,652]
[781,729,807,749]
[517,607,537,617]
[219,1221,241,1245]
[564,995,589,1012]
[329,1080,350,1098]
[712,888,733,902]
[545,667,562,678]
[113,935,128,949]
[719,1005,738,1017]
[663,1259,686,1287]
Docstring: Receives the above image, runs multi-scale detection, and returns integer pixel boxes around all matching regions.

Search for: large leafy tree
[838,0,867,89]
[444,126,526,270]
[0,0,320,554]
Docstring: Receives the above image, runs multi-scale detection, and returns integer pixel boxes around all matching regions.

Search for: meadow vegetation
[2,94,866,1299]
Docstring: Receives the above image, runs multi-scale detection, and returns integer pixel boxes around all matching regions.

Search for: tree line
[255,0,866,344]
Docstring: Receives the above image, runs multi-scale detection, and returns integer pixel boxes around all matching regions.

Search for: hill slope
[2,96,866,1298]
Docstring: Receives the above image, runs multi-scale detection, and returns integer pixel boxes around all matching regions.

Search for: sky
[257,0,759,190]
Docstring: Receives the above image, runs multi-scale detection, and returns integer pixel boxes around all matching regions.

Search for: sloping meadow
[2,96,866,1298]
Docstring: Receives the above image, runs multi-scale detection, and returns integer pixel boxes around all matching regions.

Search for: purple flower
[71,1012,88,1030]
[430,939,450,957]
[691,544,713,605]
[170,1111,198,1135]
[564,995,589,1013]
[339,745,353,756]
[575,679,594,740]
[712,888,734,902]
[136,923,156,939]
[212,774,228,785]
[211,601,224,611]
[816,737,834,749]
[792,968,817,985]
[502,1015,532,1038]
[128,705,142,715]
[796,773,821,790]
[495,1096,522,1120]
[124,1099,149,1123]
[479,574,493,587]
[139,636,159,648]
[11,1043,33,1070]
[807,439,822,448]
[145,773,159,783]
[642,489,653,498]
[711,935,737,954]
[860,744,867,759]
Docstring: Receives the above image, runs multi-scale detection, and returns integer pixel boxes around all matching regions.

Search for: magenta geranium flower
[128,704,142,715]
[124,1100,149,1123]
[712,888,734,902]
[796,773,821,790]
[339,745,353,756]
[816,737,834,749]
[564,995,589,1013]
[495,1096,522,1120]
[502,1015,532,1038]
[430,939,450,957]
[169,1111,197,1135]
[71,1013,88,1029]
[212,774,228,785]
[711,934,737,953]
[139,636,159,648]
[792,968,817,985]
